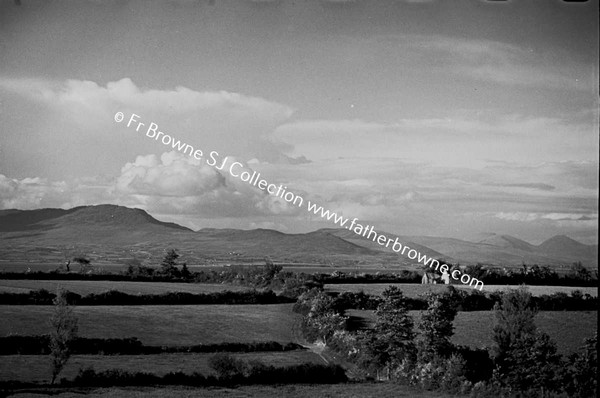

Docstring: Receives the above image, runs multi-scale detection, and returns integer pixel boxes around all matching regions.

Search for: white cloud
[272,114,597,167]
[0,77,295,179]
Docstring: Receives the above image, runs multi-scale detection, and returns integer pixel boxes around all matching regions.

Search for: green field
[326,283,598,297]
[346,310,597,355]
[0,304,297,346]
[0,280,249,295]
[0,351,325,383]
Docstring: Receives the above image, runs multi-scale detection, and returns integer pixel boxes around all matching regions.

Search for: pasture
[346,310,598,355]
[0,280,248,295]
[326,283,598,297]
[0,304,297,346]
[0,351,325,383]
[6,383,451,398]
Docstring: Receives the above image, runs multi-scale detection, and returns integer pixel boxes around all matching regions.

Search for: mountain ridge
[0,205,596,268]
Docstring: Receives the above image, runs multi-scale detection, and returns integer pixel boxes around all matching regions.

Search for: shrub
[49,288,78,384]
[208,353,246,379]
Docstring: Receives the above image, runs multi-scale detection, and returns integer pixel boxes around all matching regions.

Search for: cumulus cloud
[0,77,295,180]
[110,151,304,220]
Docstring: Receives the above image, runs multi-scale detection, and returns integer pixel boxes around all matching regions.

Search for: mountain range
[0,205,597,270]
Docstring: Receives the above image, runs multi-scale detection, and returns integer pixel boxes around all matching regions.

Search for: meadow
[0,304,297,346]
[326,283,599,297]
[0,351,325,383]
[346,309,598,355]
[7,383,452,398]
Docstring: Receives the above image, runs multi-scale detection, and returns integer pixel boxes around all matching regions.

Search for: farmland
[0,280,249,295]
[0,351,325,383]
[0,304,297,346]
[6,383,452,398]
[346,309,598,355]
[326,283,598,297]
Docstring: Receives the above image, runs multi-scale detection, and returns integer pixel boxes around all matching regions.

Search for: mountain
[478,234,535,252]
[537,235,598,260]
[317,228,449,261]
[0,205,190,233]
[0,205,596,269]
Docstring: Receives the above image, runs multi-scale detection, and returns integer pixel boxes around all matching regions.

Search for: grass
[0,351,325,383]
[0,280,249,295]
[0,304,298,346]
[6,383,451,398]
[326,283,598,297]
[346,309,598,355]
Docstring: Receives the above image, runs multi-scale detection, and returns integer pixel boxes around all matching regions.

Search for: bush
[208,353,246,379]
[68,362,346,387]
[0,288,295,306]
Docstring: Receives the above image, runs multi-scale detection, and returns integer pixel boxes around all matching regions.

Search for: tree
[305,291,347,344]
[208,353,246,380]
[416,292,458,362]
[49,288,78,384]
[72,256,91,272]
[492,288,562,394]
[492,288,537,357]
[570,262,592,281]
[566,333,598,398]
[363,286,415,370]
[160,249,180,276]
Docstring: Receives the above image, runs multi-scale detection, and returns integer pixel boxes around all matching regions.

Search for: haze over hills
[0,205,597,270]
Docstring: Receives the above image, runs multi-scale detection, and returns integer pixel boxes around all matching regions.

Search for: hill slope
[0,205,596,269]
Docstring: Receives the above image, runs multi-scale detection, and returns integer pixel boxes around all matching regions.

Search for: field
[0,261,396,275]
[326,283,599,297]
[7,383,452,398]
[0,304,297,346]
[0,351,325,383]
[0,280,249,295]
[346,310,597,355]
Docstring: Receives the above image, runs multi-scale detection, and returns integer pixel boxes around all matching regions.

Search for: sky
[0,0,598,244]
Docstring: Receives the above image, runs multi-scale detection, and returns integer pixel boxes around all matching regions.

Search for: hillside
[0,205,596,269]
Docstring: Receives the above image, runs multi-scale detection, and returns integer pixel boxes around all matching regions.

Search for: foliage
[297,289,348,344]
[416,291,458,362]
[360,286,416,370]
[49,288,78,384]
[69,361,347,387]
[492,288,563,394]
[208,353,247,379]
[160,249,180,277]
[565,333,598,398]
[0,288,294,305]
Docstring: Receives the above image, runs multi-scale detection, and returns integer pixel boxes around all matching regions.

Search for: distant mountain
[478,234,535,252]
[317,228,449,261]
[0,205,596,269]
[405,233,597,268]
[537,235,598,259]
[0,205,190,233]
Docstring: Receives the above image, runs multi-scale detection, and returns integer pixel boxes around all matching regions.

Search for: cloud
[494,211,598,223]
[0,77,295,180]
[271,114,597,167]
[109,151,307,221]
[402,35,591,91]
[488,183,556,191]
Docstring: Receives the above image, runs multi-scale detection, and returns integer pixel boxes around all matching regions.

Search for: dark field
[0,304,297,346]
[0,351,325,383]
[7,383,451,398]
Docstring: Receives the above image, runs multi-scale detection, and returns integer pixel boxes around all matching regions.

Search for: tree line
[295,286,597,397]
